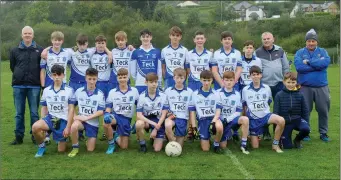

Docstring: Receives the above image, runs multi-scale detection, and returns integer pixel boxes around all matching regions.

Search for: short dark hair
[243,40,255,48]
[146,72,158,81]
[283,72,297,81]
[249,65,262,75]
[194,30,205,38]
[140,29,152,36]
[223,71,235,79]
[51,64,64,75]
[220,31,233,40]
[86,68,98,76]
[76,33,88,45]
[200,70,213,79]
[117,68,128,76]
[95,35,107,42]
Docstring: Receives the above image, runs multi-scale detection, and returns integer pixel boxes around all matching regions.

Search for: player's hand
[41,48,49,60]
[150,128,157,139]
[155,123,161,130]
[107,52,113,64]
[63,127,70,138]
[74,115,88,122]
[127,45,135,51]
[103,112,112,124]
[192,127,198,138]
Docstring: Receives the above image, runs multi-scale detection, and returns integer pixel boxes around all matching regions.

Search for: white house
[232,1,266,21]
[177,1,199,8]
[290,1,339,18]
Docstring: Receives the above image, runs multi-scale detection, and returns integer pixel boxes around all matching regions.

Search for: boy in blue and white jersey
[242,65,285,153]
[32,65,75,157]
[164,68,193,147]
[211,31,242,91]
[109,31,134,90]
[130,29,162,94]
[161,26,188,89]
[216,71,250,154]
[103,68,139,154]
[239,40,262,91]
[185,31,212,91]
[40,31,72,89]
[188,70,224,153]
[67,68,105,157]
[90,35,111,98]
[135,72,169,153]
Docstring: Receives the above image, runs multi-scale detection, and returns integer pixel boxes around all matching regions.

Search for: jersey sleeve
[157,55,162,87]
[216,93,223,109]
[236,51,242,67]
[130,50,137,80]
[134,88,139,105]
[40,58,47,69]
[267,86,273,104]
[136,96,144,112]
[105,90,113,108]
[74,90,79,106]
[188,93,196,111]
[162,94,169,110]
[241,88,247,107]
[185,51,190,69]
[209,52,218,68]
[236,93,243,112]
[68,89,76,105]
[160,49,166,65]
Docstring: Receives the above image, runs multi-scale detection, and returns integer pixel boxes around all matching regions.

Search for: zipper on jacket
[289,92,292,123]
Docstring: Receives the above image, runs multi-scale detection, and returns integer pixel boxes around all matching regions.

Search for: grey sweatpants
[300,85,330,134]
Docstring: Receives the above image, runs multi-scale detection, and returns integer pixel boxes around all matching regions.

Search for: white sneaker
[240,146,250,154]
[44,137,51,145]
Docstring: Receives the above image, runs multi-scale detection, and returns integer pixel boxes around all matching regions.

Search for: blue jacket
[274,86,309,124]
[294,47,330,87]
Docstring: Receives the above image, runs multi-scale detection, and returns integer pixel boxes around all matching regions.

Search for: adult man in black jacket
[10,26,44,145]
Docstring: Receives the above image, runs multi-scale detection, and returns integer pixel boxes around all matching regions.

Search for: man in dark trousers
[294,29,331,142]
[10,26,44,145]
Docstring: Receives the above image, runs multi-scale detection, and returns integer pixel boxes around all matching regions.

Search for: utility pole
[220,0,223,22]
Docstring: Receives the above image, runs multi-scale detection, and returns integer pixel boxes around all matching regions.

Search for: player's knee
[135,120,144,129]
[32,122,41,132]
[165,120,173,130]
[240,116,249,125]
[215,123,223,133]
[277,117,285,126]
[201,146,210,152]
[301,127,310,135]
[87,147,95,152]
[220,143,227,149]
[103,123,111,129]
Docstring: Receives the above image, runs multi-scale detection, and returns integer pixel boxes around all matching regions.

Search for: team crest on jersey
[179,53,184,58]
[93,101,97,106]
[158,102,161,107]
[211,100,215,105]
[231,100,235,106]
[122,97,127,102]
[61,96,65,101]
[86,99,90,104]
[262,94,267,100]
[184,96,188,101]
[204,59,208,63]
[99,57,103,62]
[256,94,260,100]
[205,100,210,106]
[63,57,66,62]
[120,52,124,57]
[232,58,236,63]
[129,96,133,102]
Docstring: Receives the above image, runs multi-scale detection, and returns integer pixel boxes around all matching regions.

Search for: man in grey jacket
[255,32,290,140]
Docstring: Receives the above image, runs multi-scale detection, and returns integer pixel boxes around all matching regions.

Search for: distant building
[231,1,266,21]
[177,1,200,8]
[290,1,339,17]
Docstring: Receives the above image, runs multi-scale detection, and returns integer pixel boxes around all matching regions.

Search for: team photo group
[10,25,331,158]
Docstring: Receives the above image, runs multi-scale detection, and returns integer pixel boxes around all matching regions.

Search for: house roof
[233,1,252,10]
[297,2,336,10]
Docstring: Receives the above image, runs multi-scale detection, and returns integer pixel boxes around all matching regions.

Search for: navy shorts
[82,122,98,138]
[221,117,240,142]
[114,113,132,137]
[43,115,67,142]
[96,81,110,98]
[174,118,187,137]
[188,81,202,92]
[69,81,86,92]
[146,116,165,139]
[249,113,272,136]
[198,118,213,140]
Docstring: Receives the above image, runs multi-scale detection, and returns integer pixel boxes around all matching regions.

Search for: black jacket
[274,86,309,124]
[10,41,43,86]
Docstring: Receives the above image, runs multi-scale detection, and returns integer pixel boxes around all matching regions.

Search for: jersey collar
[145,88,160,101]
[171,85,187,92]
[140,45,154,52]
[115,85,132,94]
[50,82,66,93]
[221,88,236,97]
[49,48,64,55]
[167,43,182,50]
[78,49,88,54]
[242,55,256,61]
[198,87,213,95]
[94,51,107,55]
[82,85,99,95]
[220,47,235,56]
[248,82,265,91]
[192,48,208,57]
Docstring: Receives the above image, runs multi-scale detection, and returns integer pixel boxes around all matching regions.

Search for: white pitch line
[225,149,254,180]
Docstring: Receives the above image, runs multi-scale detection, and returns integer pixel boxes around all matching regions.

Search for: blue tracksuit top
[294,47,330,87]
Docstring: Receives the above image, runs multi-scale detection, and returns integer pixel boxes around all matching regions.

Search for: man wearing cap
[255,32,290,140]
[294,29,331,142]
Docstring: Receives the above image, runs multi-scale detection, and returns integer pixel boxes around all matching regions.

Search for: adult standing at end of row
[294,29,331,142]
[255,32,290,140]
[9,26,44,145]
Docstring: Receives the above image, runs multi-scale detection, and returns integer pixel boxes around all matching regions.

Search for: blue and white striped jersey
[106,86,139,118]
[185,48,212,82]
[90,51,111,82]
[74,86,105,127]
[40,48,72,87]
[40,83,76,120]
[161,44,188,79]
[109,47,133,84]
[136,89,169,119]
[164,86,193,120]
[242,82,272,119]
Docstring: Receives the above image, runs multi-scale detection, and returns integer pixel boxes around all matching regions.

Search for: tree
[152,4,180,25]
[186,11,201,27]
[25,1,50,25]
[209,4,239,22]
